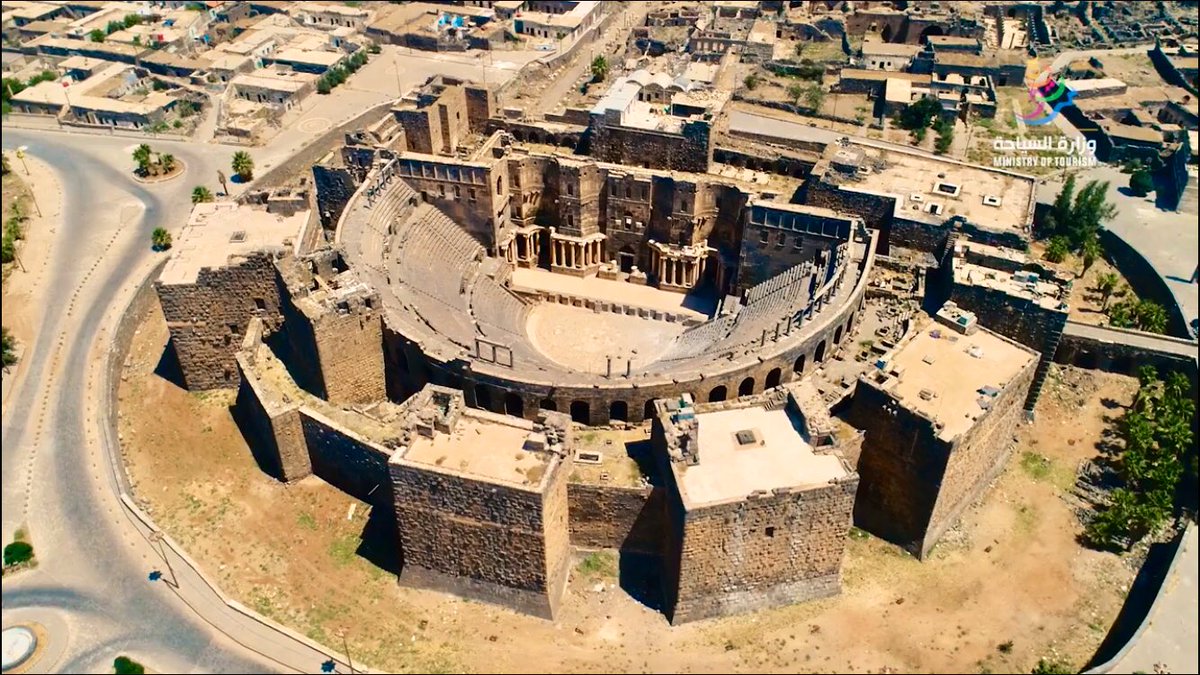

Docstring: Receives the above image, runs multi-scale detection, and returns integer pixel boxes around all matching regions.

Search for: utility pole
[14,147,41,217]
[338,629,355,674]
[149,531,179,589]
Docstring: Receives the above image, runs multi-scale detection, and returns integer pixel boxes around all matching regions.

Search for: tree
[114,656,146,675]
[590,55,608,82]
[231,151,254,181]
[1044,236,1070,263]
[802,83,825,111]
[3,540,33,566]
[786,82,805,106]
[1,326,16,367]
[1134,299,1168,334]
[1041,176,1117,249]
[89,28,106,42]
[1043,174,1076,239]
[1096,272,1119,309]
[743,73,760,90]
[1080,234,1101,277]
[896,96,941,133]
[217,170,229,196]
[160,153,176,173]
[317,78,332,95]
[933,118,954,155]
[2,153,9,176]
[1129,169,1154,197]
[132,144,152,175]
[794,40,807,59]
[191,186,214,204]
[1030,658,1073,674]
[151,227,172,251]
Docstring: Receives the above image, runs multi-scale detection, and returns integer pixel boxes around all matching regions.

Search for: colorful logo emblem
[1016,59,1076,126]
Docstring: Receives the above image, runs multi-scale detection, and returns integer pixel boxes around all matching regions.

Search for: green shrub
[114,656,146,675]
[3,541,33,566]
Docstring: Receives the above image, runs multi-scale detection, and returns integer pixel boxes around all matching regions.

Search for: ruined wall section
[589,117,711,173]
[303,294,387,405]
[301,409,394,507]
[155,252,285,390]
[396,154,509,250]
[665,480,859,625]
[232,332,311,482]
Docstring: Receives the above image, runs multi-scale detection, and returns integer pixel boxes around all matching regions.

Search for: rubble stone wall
[567,484,666,553]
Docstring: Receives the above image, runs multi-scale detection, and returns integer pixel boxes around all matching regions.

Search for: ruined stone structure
[846,314,1038,558]
[652,387,859,624]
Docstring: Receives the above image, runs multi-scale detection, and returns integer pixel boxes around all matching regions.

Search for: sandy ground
[526,303,686,374]
[120,298,1139,674]
[1,156,63,398]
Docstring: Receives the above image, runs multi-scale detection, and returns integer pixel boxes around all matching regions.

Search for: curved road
[1,130,280,673]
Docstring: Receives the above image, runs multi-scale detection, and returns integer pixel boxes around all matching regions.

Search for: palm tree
[132,144,152,175]
[1096,272,1119,309]
[160,153,176,173]
[590,55,608,82]
[231,151,253,182]
[1080,235,1101,277]
[151,227,172,251]
[191,185,214,204]
[1,326,17,367]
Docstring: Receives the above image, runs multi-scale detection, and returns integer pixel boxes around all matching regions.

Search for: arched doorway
[610,400,628,423]
[766,368,782,389]
[644,400,657,420]
[794,354,806,374]
[815,340,827,363]
[570,400,590,424]
[504,392,524,417]
[474,383,492,410]
[540,398,558,412]
[920,25,945,43]
[708,385,727,402]
[834,325,843,345]
[738,377,755,397]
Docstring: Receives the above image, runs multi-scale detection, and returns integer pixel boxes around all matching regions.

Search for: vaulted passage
[570,400,590,424]
[738,377,755,397]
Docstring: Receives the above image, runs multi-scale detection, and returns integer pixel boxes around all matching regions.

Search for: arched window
[504,392,524,417]
[766,368,782,389]
[708,385,727,402]
[815,340,827,363]
[794,354,806,374]
[609,400,628,423]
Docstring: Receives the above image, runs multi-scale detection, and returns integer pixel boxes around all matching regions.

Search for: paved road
[1108,525,1199,674]
[0,131,351,673]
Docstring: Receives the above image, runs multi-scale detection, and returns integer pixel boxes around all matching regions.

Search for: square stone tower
[652,390,859,624]
[389,387,573,618]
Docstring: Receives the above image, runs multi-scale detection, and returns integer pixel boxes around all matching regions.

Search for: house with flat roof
[8,61,180,128]
[230,66,317,110]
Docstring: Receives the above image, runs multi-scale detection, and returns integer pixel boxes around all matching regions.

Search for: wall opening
[474,383,492,410]
[609,400,628,423]
[738,377,755,397]
[504,392,524,417]
[815,340,827,363]
[708,385,727,402]
[766,367,782,389]
[644,399,656,420]
[570,400,590,424]
[540,398,558,412]
[834,325,844,345]
[793,354,806,374]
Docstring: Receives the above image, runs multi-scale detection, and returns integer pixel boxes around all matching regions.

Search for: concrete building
[8,62,179,128]
[847,314,1038,558]
[653,387,859,624]
[291,2,371,31]
[512,0,601,42]
[860,38,921,72]
[230,67,316,110]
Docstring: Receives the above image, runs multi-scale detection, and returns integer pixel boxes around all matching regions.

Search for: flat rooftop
[675,406,849,507]
[401,409,552,488]
[159,203,307,285]
[954,261,1067,310]
[850,145,1035,232]
[877,322,1036,439]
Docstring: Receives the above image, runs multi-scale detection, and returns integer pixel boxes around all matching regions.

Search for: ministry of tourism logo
[1016,59,1077,126]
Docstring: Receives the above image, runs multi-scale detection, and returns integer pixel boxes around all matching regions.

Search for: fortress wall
[390,454,571,618]
[589,117,712,173]
[299,409,394,508]
[664,479,859,625]
[567,484,666,554]
[307,303,387,405]
[155,252,284,391]
[233,349,310,482]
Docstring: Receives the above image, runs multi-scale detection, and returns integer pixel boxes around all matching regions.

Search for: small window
[454,185,461,199]
[253,297,266,310]
[765,526,776,538]
[469,188,477,202]
[566,183,574,196]
[759,229,769,243]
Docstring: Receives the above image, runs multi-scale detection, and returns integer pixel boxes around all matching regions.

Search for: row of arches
[401,299,866,427]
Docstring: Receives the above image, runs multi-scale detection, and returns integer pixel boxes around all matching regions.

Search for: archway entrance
[766,368,782,389]
[708,385,727,402]
[610,400,628,423]
[540,398,558,412]
[504,393,524,417]
[570,400,590,424]
[815,340,827,363]
[738,377,755,397]
[794,354,806,374]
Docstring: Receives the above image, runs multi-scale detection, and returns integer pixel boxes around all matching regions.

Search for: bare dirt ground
[1026,239,1140,327]
[121,298,1138,674]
